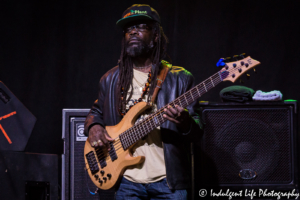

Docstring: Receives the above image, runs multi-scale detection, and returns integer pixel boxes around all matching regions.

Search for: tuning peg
[240,53,246,58]
[224,57,231,62]
[246,74,250,80]
[216,58,226,67]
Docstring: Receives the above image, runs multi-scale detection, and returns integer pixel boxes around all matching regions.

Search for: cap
[116,4,161,28]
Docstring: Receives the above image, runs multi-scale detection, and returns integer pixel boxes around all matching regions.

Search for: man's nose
[129,26,138,35]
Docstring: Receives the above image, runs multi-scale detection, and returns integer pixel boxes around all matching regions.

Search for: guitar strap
[150,63,169,104]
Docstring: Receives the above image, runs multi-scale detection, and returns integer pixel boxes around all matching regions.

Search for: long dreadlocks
[117,22,169,115]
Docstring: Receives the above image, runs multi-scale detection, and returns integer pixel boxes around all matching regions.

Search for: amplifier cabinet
[196,101,298,194]
[62,109,114,200]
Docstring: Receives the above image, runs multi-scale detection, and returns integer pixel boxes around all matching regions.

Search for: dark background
[1,0,299,154]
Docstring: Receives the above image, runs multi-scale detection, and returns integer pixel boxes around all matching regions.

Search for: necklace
[119,69,152,116]
[133,74,146,87]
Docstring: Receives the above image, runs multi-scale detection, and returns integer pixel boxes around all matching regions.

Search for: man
[84,4,202,199]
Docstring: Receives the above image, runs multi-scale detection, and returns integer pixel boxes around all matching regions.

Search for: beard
[126,39,154,57]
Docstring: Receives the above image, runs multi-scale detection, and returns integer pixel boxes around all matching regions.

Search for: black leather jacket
[84,62,203,190]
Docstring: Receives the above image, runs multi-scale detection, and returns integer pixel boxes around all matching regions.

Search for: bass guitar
[84,55,260,190]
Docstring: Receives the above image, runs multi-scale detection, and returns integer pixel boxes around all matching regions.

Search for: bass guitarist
[84,4,203,199]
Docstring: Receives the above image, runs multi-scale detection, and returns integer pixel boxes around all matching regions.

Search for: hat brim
[116,14,153,28]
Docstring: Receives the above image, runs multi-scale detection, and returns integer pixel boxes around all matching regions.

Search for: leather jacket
[84,62,203,190]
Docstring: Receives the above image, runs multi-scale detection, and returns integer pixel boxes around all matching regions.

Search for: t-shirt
[123,69,166,183]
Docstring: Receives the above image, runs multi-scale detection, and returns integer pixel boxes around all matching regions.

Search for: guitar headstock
[219,55,260,83]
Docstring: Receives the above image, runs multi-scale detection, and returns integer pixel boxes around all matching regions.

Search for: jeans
[115,177,187,200]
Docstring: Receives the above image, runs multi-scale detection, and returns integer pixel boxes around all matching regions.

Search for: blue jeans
[115,177,187,200]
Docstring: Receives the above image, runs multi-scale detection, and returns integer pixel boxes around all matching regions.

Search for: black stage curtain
[1,0,299,154]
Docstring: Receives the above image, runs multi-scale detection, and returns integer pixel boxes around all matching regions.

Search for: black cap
[116,4,161,28]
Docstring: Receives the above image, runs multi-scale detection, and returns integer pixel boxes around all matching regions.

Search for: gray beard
[126,41,154,57]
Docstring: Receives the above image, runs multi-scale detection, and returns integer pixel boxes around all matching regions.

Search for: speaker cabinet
[196,101,298,196]
[0,152,59,200]
[62,109,115,200]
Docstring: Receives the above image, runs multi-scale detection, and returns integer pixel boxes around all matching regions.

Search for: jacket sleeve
[84,75,107,136]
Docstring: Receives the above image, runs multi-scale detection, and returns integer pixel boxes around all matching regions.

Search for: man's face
[124,20,156,57]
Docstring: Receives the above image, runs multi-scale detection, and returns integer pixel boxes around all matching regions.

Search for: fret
[178,98,183,107]
[169,101,175,108]
[146,119,153,132]
[140,122,147,134]
[128,131,134,146]
[127,130,132,144]
[159,109,164,120]
[120,135,125,149]
[153,115,158,126]
[145,120,151,133]
[148,117,154,129]
[122,132,128,147]
[128,130,133,145]
[129,129,134,144]
[153,115,159,127]
[137,125,142,138]
[123,133,129,149]
[174,99,181,108]
[190,90,194,101]
[135,126,141,141]
[205,79,212,90]
[158,110,164,123]
[218,71,223,81]
[125,134,129,149]
[142,121,149,135]
[159,109,165,122]
[133,127,139,141]
[135,125,141,141]
[136,125,141,139]
[147,119,153,132]
[196,85,201,97]
[203,82,207,92]
[184,94,188,104]
[210,77,215,87]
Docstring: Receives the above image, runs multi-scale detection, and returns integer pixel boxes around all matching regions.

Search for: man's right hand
[88,124,114,150]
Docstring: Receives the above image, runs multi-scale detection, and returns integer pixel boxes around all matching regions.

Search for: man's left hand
[163,105,192,133]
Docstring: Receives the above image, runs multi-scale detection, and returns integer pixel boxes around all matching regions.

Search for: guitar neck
[120,70,227,150]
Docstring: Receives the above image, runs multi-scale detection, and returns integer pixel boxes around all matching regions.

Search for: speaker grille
[200,107,293,185]
[63,110,115,200]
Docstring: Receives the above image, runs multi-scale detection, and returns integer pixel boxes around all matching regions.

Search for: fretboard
[119,70,227,150]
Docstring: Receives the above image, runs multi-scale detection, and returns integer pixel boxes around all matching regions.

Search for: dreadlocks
[117,22,169,115]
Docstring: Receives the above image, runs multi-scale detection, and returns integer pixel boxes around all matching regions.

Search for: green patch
[131,10,147,14]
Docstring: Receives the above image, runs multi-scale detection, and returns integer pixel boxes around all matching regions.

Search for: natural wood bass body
[84,102,150,190]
